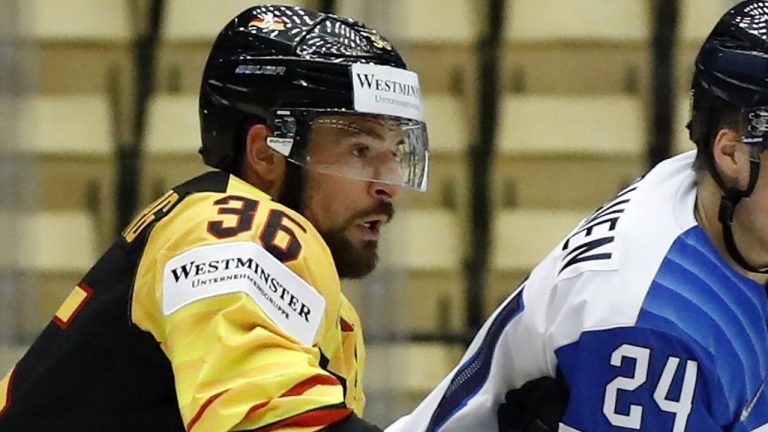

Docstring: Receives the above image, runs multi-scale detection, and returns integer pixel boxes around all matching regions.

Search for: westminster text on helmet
[353,73,421,99]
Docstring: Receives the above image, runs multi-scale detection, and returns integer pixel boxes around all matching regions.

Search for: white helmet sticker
[351,63,424,122]
[267,137,294,156]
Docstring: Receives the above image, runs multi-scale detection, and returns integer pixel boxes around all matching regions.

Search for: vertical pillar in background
[119,0,164,232]
[0,0,22,346]
[333,1,392,33]
[650,0,678,168]
[317,0,337,14]
[465,0,505,342]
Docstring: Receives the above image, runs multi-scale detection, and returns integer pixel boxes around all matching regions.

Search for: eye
[390,149,401,162]
[352,144,371,159]
[394,143,408,161]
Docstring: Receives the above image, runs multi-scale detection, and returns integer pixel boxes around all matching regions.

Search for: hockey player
[388,1,768,431]
[0,5,427,431]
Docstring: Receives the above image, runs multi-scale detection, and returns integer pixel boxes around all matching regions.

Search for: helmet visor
[268,109,429,191]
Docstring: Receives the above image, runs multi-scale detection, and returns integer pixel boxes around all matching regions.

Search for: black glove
[497,375,569,432]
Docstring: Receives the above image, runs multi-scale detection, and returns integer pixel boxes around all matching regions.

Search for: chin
[323,231,379,279]
[337,244,378,279]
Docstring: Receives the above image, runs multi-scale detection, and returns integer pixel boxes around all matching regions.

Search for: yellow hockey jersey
[0,171,366,431]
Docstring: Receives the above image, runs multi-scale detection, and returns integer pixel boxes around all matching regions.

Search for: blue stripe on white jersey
[425,286,526,432]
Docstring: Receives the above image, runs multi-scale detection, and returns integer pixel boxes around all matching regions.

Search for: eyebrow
[317,118,404,145]
[341,123,386,141]
[349,127,406,147]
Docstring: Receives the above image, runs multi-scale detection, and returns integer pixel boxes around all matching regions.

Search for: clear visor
[268,110,429,191]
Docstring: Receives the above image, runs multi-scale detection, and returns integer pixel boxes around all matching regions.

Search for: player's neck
[696,180,768,285]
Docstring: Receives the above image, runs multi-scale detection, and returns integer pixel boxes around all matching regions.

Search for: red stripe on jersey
[240,374,340,420]
[0,367,17,417]
[253,407,352,432]
[53,282,94,330]
[340,319,354,332]
[188,375,341,430]
[282,374,340,397]
[244,400,270,418]
[186,390,227,431]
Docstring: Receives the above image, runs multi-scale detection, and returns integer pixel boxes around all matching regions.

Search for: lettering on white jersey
[559,184,638,274]
[162,241,326,346]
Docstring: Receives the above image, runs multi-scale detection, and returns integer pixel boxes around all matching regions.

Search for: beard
[321,200,394,279]
[321,228,379,279]
[276,162,395,279]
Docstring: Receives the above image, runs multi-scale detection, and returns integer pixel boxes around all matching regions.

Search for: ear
[243,123,285,182]
[712,128,746,185]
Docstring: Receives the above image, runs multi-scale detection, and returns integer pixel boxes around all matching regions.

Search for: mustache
[348,200,395,225]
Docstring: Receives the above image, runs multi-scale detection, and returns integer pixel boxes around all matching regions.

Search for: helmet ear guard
[267,110,302,157]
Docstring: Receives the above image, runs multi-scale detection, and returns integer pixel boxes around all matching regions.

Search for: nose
[370,180,404,201]
[369,154,405,200]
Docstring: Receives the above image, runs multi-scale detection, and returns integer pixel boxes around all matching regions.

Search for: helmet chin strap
[715,144,768,274]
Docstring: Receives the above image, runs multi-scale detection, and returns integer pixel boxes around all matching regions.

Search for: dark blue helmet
[199,5,413,172]
[689,0,768,147]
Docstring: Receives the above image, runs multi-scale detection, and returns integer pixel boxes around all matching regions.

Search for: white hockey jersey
[388,151,768,432]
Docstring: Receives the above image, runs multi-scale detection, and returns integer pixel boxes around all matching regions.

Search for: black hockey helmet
[689,0,768,273]
[199,5,429,190]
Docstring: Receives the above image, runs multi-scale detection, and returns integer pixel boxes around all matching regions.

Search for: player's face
[299,115,405,278]
[735,146,768,265]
